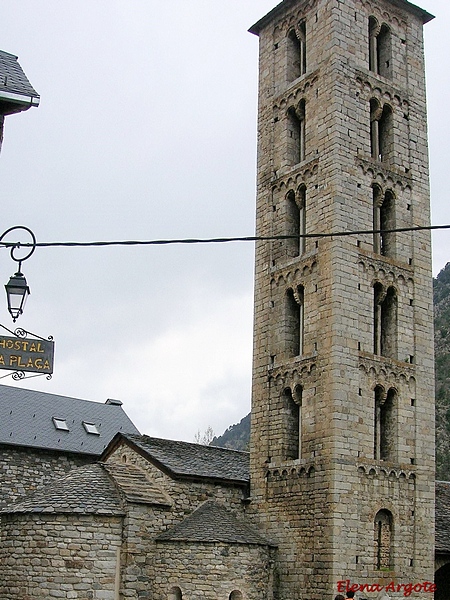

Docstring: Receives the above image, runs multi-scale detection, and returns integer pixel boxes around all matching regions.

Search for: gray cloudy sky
[0,0,448,442]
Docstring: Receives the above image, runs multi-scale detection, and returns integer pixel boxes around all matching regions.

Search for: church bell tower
[249,0,435,598]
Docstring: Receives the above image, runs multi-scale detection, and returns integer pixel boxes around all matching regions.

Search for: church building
[0,0,445,598]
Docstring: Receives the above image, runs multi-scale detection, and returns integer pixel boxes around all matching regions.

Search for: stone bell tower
[249,0,435,598]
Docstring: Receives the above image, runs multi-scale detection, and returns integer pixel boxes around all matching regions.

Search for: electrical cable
[0,223,447,250]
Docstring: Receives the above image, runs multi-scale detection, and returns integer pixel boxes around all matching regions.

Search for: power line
[0,223,448,250]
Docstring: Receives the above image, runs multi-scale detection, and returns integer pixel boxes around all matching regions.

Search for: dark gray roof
[436,481,450,553]
[0,463,124,515]
[0,50,39,114]
[0,384,140,456]
[112,433,249,485]
[249,0,433,35]
[156,501,274,546]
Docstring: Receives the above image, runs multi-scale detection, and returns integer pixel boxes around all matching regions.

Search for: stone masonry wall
[0,513,123,600]
[153,541,274,600]
[0,445,93,509]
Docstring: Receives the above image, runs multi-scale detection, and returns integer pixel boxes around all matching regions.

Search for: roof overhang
[249,0,434,36]
[0,90,40,115]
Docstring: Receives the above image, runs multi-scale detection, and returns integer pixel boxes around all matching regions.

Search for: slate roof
[110,433,250,485]
[0,463,124,515]
[436,481,450,553]
[156,500,274,546]
[0,384,140,456]
[0,50,39,113]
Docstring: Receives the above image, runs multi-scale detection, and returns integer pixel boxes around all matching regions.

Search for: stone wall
[0,513,123,599]
[152,541,274,600]
[0,445,93,509]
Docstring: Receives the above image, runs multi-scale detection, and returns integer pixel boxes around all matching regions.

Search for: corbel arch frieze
[271,259,317,289]
[272,0,318,40]
[360,0,407,31]
[358,257,414,292]
[275,71,319,110]
[359,358,416,391]
[270,360,317,392]
[357,463,416,486]
[357,160,413,191]
[356,74,409,111]
[272,159,319,193]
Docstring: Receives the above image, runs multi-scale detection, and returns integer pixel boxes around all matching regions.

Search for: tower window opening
[374,387,397,461]
[374,509,393,569]
[369,17,392,79]
[286,23,306,82]
[370,100,393,162]
[286,186,306,258]
[374,284,397,359]
[286,286,304,357]
[282,386,302,460]
[287,100,305,165]
[373,187,396,257]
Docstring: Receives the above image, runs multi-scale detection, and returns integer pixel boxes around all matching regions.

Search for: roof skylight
[52,417,69,431]
[82,421,100,435]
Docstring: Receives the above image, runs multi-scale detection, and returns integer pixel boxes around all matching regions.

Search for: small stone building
[0,433,275,600]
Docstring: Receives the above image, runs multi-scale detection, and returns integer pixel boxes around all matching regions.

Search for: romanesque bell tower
[249,0,435,598]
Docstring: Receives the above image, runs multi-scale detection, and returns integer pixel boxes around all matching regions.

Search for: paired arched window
[374,386,397,461]
[370,99,393,162]
[369,17,392,79]
[287,23,306,82]
[286,186,306,258]
[374,283,398,359]
[374,509,393,569]
[372,185,395,257]
[286,285,304,357]
[283,385,303,460]
[287,100,306,165]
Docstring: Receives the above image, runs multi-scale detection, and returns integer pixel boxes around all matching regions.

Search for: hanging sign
[0,334,54,374]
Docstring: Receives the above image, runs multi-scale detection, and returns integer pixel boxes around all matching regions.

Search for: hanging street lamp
[0,226,36,322]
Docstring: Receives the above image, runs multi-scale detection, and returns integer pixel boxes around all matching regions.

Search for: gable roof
[0,384,140,456]
[0,50,39,114]
[104,433,249,486]
[156,501,275,546]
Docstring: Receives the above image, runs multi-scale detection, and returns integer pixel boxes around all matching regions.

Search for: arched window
[374,509,393,569]
[374,387,397,461]
[286,23,306,82]
[374,284,397,359]
[229,592,243,600]
[169,586,182,600]
[286,286,304,357]
[369,17,392,79]
[286,186,306,258]
[287,100,305,165]
[373,187,395,257]
[282,386,302,460]
[370,100,393,162]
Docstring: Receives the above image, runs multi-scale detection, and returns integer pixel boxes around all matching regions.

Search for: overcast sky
[0,0,448,443]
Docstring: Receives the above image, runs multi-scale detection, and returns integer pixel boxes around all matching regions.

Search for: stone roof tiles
[0,50,39,113]
[0,384,140,456]
[0,463,125,515]
[118,433,250,485]
[156,501,275,546]
[105,462,172,507]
